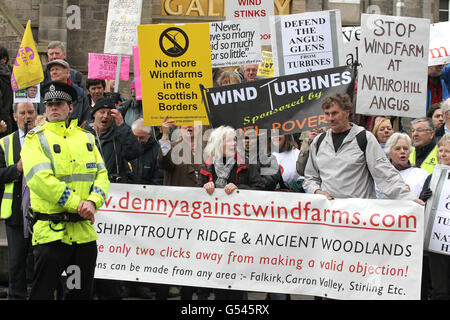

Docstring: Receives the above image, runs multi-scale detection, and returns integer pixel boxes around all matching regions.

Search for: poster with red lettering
[94,184,424,300]
[356,14,429,118]
[225,0,274,46]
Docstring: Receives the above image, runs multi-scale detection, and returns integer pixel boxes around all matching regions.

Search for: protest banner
[137,23,212,126]
[104,0,143,56]
[210,20,262,68]
[10,20,43,91]
[342,26,361,66]
[94,184,424,300]
[225,0,274,46]
[356,14,429,118]
[424,164,450,255]
[201,65,354,135]
[87,53,130,81]
[269,10,344,76]
[257,51,274,78]
[428,22,450,66]
[133,46,142,100]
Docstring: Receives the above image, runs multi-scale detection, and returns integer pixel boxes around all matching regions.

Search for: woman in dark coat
[200,125,264,300]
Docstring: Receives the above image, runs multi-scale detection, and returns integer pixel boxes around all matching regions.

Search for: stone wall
[0,0,440,99]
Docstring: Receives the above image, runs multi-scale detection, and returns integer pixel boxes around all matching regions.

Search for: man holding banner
[304,92,423,204]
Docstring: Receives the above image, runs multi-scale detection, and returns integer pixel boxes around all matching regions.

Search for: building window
[440,0,449,21]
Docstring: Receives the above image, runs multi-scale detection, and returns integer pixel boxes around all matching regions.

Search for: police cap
[41,81,77,104]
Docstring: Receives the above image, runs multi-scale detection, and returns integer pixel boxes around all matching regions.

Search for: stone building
[0,0,445,97]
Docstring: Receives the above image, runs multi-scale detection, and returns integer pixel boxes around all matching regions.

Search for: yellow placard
[257,51,274,78]
[137,23,212,126]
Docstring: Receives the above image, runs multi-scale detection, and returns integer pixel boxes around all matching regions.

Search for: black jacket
[200,153,265,190]
[84,121,142,183]
[0,64,13,137]
[129,136,164,185]
[0,131,24,225]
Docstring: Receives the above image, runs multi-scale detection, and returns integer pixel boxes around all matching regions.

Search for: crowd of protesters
[0,38,450,300]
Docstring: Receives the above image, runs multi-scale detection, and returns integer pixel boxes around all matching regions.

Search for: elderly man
[0,102,37,299]
[409,117,438,175]
[83,96,141,299]
[21,81,109,300]
[129,118,163,185]
[38,59,90,127]
[304,92,422,204]
[42,41,86,93]
[241,64,261,82]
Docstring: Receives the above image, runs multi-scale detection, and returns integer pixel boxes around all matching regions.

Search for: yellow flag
[11,20,43,91]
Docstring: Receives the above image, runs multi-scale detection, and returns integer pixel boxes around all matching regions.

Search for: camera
[109,174,123,183]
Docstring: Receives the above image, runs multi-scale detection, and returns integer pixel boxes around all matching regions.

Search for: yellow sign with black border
[137,23,212,126]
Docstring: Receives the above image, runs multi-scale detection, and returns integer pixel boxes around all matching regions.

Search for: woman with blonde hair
[200,126,264,300]
[372,117,394,149]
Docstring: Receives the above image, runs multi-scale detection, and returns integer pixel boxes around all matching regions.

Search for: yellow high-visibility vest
[0,133,15,219]
[409,145,438,175]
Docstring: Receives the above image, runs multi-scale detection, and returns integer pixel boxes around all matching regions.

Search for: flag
[10,20,43,91]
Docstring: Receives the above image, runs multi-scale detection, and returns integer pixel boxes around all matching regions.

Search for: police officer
[21,81,109,300]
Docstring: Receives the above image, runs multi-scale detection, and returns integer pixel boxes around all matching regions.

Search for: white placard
[94,184,424,300]
[342,26,361,66]
[425,164,450,255]
[428,22,450,66]
[270,10,344,76]
[104,0,143,56]
[356,14,430,118]
[210,20,262,68]
[225,0,274,46]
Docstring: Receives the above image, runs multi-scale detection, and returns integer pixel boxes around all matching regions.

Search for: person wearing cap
[85,96,142,185]
[42,41,86,94]
[117,80,143,127]
[38,59,90,128]
[83,96,141,299]
[20,81,110,299]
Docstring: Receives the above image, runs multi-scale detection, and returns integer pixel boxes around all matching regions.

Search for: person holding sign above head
[420,133,450,300]
[200,126,264,300]
[304,92,423,205]
[157,116,208,300]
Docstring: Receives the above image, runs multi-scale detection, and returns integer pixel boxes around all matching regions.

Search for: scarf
[214,156,235,188]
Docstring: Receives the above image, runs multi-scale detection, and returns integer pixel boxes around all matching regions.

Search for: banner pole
[114,54,122,93]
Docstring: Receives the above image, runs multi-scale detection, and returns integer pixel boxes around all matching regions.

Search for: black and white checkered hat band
[44,90,72,102]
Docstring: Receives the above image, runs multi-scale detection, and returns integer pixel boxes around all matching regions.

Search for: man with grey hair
[129,118,163,185]
[42,41,86,93]
[409,117,438,175]
[0,102,37,299]
[435,98,450,141]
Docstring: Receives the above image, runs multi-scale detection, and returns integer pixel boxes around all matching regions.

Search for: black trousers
[29,240,97,300]
[429,251,450,300]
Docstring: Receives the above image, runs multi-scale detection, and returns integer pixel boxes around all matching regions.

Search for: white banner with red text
[94,184,424,300]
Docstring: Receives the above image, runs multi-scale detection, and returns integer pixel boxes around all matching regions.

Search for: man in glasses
[409,117,438,175]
